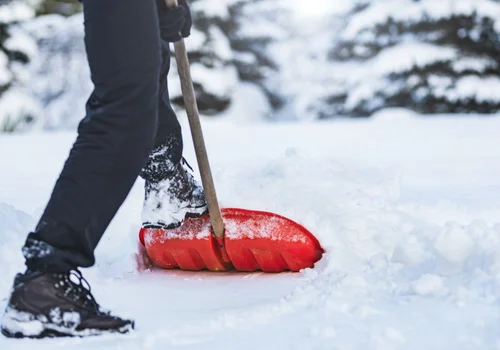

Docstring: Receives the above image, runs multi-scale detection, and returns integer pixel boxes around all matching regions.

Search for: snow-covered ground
[1,110,499,349]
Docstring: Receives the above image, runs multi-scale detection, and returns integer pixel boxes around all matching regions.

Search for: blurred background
[0,0,499,132]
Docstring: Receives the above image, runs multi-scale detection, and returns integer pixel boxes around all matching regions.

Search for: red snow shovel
[138,0,324,272]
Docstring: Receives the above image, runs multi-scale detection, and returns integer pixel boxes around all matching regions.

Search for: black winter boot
[140,131,208,229]
[1,270,133,338]
[141,159,208,229]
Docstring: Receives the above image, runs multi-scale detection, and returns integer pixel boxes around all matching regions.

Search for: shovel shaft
[165,0,225,239]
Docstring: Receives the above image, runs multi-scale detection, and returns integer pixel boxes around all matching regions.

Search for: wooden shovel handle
[164,0,225,239]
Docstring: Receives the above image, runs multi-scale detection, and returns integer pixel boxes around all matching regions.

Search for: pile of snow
[0,203,34,298]
[218,146,499,305]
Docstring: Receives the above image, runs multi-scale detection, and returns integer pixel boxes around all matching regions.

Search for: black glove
[158,0,192,42]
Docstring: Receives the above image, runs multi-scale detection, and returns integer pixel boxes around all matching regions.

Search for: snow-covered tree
[222,0,286,111]
[20,12,90,130]
[262,1,350,121]
[36,0,81,16]
[170,0,283,116]
[313,0,500,118]
[19,0,258,129]
[168,0,239,115]
[0,0,41,132]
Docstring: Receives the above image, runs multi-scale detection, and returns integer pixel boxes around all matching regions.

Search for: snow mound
[0,202,34,296]
[206,149,500,348]
[411,274,446,296]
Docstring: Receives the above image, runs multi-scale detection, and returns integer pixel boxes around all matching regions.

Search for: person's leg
[151,0,189,157]
[139,0,208,230]
[155,38,183,156]
[1,0,161,338]
[23,0,161,273]
[141,36,183,174]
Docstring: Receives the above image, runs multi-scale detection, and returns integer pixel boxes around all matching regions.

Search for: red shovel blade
[139,215,232,272]
[222,209,324,272]
[139,208,324,272]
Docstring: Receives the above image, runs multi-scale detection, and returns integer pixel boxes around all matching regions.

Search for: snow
[434,223,476,265]
[312,0,500,116]
[284,0,352,19]
[1,113,500,348]
[2,308,46,337]
[2,306,132,337]
[19,13,92,130]
[0,88,42,132]
[191,0,231,20]
[4,29,38,61]
[188,62,238,99]
[411,274,446,296]
[0,0,499,346]
[451,76,500,103]
[208,26,233,61]
[0,51,12,86]
[217,82,272,122]
[16,7,242,128]
[235,14,289,40]
[452,57,498,74]
[0,1,34,23]
[344,0,500,39]
[370,43,456,77]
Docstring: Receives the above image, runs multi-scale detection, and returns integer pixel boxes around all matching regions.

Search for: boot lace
[59,270,101,313]
[181,157,194,172]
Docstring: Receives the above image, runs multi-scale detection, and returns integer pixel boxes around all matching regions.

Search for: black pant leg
[150,0,183,163]
[23,0,161,273]
[152,39,183,164]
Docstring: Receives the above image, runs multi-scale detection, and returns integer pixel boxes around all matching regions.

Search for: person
[1,0,207,338]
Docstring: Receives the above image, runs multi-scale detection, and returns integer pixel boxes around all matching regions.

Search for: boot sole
[2,326,67,339]
[1,324,133,339]
[1,313,134,339]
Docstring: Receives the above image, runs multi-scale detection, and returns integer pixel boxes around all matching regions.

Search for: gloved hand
[158,0,192,42]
